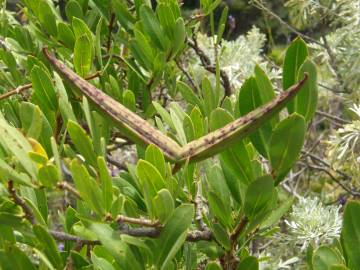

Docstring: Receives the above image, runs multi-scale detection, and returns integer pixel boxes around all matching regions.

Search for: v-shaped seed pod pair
[43,48,307,164]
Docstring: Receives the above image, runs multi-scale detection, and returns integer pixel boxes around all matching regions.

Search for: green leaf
[33,225,63,268]
[170,107,187,145]
[67,120,97,168]
[65,0,83,21]
[54,72,77,124]
[123,90,136,112]
[190,106,205,139]
[239,66,277,158]
[312,246,345,270]
[342,200,360,269]
[206,164,232,227]
[145,144,166,179]
[0,158,33,186]
[156,3,176,42]
[177,81,203,111]
[137,160,166,217]
[112,0,136,31]
[155,204,194,270]
[1,244,37,270]
[236,256,259,270]
[91,252,116,270]
[216,6,228,44]
[295,59,318,122]
[283,37,308,113]
[244,175,275,219]
[89,223,143,270]
[38,1,57,36]
[202,77,217,117]
[73,34,92,77]
[269,113,306,184]
[57,22,75,49]
[0,114,37,180]
[38,164,60,187]
[153,189,174,223]
[140,5,168,50]
[71,160,105,215]
[72,17,93,41]
[31,65,58,111]
[260,197,294,229]
[211,223,230,250]
[173,18,186,56]
[152,101,176,130]
[20,102,53,154]
[97,157,113,212]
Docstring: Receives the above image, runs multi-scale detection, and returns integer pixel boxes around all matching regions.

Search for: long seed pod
[43,48,307,163]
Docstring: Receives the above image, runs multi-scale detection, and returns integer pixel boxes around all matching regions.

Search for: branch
[7,180,36,225]
[230,217,249,245]
[301,150,351,180]
[49,230,101,245]
[316,110,351,125]
[195,181,208,231]
[57,181,82,199]
[176,60,198,93]
[116,215,161,227]
[301,162,360,197]
[251,0,324,47]
[106,155,127,171]
[106,13,116,52]
[187,35,232,97]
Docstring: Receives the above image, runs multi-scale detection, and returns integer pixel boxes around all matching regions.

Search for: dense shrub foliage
[0,0,359,269]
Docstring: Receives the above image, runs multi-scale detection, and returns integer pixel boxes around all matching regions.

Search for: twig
[106,155,127,171]
[116,215,161,227]
[57,181,82,199]
[106,13,116,53]
[195,181,207,231]
[49,230,101,245]
[187,35,232,96]
[186,229,213,242]
[230,217,249,245]
[118,224,213,241]
[315,110,351,125]
[7,180,36,225]
[176,60,198,92]
[0,71,101,101]
[251,0,324,47]
[301,150,351,180]
[302,162,360,197]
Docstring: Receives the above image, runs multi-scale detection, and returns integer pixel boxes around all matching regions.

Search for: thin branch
[176,60,198,92]
[195,181,208,231]
[106,13,116,53]
[230,217,249,244]
[187,35,232,96]
[49,230,101,245]
[301,162,360,197]
[7,180,36,225]
[116,215,161,227]
[106,155,127,171]
[251,0,324,47]
[118,225,213,241]
[315,110,351,125]
[0,71,101,101]
[301,150,351,180]
[57,181,82,199]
